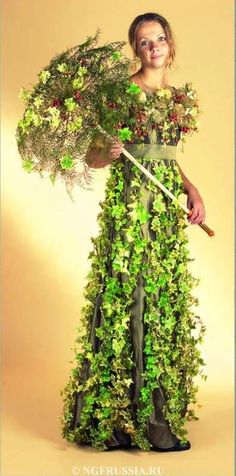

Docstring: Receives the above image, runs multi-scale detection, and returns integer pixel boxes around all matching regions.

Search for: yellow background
[1,1,234,475]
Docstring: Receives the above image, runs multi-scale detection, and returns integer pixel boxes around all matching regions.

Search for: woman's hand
[187,186,206,224]
[108,139,123,160]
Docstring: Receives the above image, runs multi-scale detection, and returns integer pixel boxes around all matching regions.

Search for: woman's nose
[150,41,160,52]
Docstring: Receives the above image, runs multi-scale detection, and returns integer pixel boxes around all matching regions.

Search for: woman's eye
[141,36,166,46]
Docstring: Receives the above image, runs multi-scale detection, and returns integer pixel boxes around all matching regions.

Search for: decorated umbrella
[16,28,214,237]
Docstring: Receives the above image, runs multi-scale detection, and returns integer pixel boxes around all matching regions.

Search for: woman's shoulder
[128,73,141,87]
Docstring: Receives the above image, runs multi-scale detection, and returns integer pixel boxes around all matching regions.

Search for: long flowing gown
[59,97,207,452]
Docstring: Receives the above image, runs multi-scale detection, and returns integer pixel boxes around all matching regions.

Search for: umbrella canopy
[15,28,137,196]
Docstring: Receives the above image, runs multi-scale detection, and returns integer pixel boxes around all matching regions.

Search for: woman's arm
[85,136,123,169]
[85,147,113,169]
[85,138,114,169]
[176,162,198,195]
[176,162,206,225]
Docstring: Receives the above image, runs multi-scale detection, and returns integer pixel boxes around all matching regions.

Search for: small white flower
[139,91,147,102]
[156,88,172,99]
[186,91,194,100]
[164,88,172,99]
[187,86,197,100]
[32,155,40,164]
[156,88,165,97]
[190,107,198,116]
[152,110,163,123]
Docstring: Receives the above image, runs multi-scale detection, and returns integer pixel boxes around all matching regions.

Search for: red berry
[60,112,68,121]
[51,98,61,108]
[74,91,82,102]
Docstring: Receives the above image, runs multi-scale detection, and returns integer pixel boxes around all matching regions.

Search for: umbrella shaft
[122,147,189,213]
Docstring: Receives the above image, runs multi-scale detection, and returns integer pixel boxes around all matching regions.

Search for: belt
[124,143,177,160]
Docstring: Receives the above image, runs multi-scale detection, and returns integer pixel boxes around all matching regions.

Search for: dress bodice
[123,103,180,161]
[123,124,181,158]
[128,126,181,146]
[124,85,181,148]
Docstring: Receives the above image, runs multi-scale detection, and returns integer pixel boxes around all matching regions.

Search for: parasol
[16,28,214,237]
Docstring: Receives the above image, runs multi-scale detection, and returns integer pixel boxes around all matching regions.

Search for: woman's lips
[151,55,162,58]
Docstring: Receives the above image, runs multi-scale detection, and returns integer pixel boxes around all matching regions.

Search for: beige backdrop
[1,1,234,475]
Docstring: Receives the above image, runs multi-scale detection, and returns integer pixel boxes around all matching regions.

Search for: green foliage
[59,154,207,451]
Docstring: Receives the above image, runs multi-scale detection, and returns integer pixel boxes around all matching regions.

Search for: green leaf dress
[59,93,207,452]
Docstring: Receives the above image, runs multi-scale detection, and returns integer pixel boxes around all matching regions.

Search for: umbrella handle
[187,211,214,237]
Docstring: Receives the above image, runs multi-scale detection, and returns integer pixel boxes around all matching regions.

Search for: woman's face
[135,21,170,69]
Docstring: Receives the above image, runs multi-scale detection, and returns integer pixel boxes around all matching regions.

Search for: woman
[60,12,207,452]
[110,17,205,226]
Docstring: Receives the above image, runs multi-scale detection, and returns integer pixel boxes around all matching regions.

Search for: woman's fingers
[188,207,206,224]
[109,140,123,159]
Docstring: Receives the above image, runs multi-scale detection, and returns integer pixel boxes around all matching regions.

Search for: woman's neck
[138,67,169,90]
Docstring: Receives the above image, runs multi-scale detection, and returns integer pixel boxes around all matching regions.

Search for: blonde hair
[128,12,176,70]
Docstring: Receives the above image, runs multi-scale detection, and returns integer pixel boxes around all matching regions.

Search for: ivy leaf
[179,282,190,292]
[159,291,169,308]
[153,195,166,213]
[112,338,125,355]
[124,228,134,243]
[158,274,167,286]
[115,179,124,192]
[22,159,34,172]
[111,51,121,61]
[49,173,56,184]
[126,82,142,95]
[60,154,74,169]
[140,387,150,403]
[128,203,152,224]
[175,263,186,275]
[133,238,149,253]
[111,203,126,219]
[144,282,158,294]
[118,127,132,141]
[131,178,141,188]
